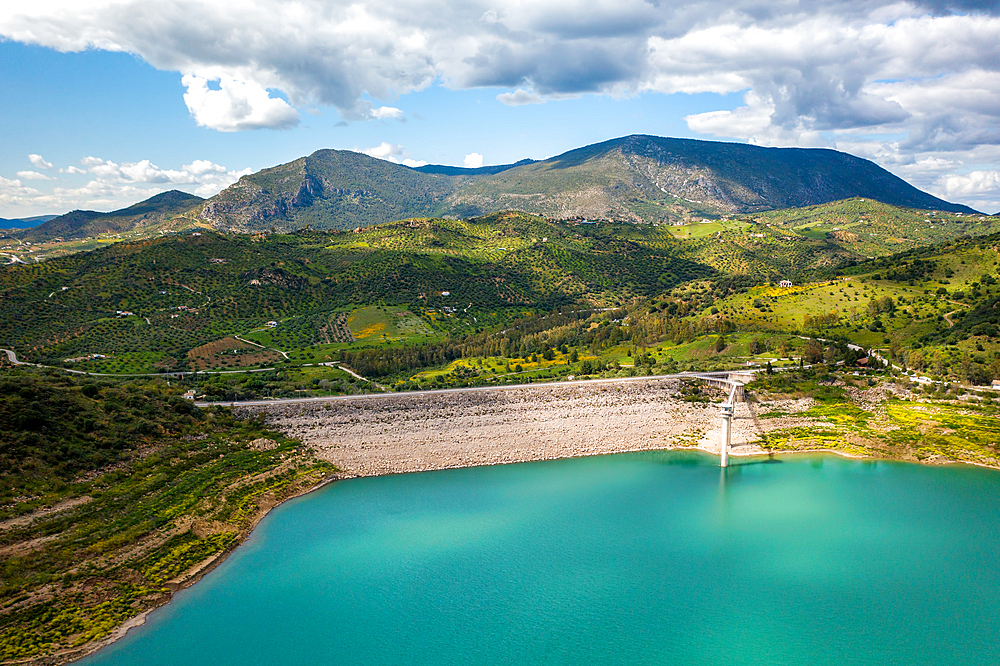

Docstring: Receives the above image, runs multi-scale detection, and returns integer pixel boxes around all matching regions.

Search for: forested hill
[198,134,976,233]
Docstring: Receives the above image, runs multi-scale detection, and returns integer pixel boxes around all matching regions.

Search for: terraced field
[2,203,999,391]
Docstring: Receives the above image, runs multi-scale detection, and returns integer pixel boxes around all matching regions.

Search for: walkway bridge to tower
[688,371,755,467]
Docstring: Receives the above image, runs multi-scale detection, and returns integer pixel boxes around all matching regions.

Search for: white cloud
[464,153,484,168]
[362,142,405,160]
[183,159,228,176]
[17,170,55,181]
[181,75,299,132]
[497,89,545,106]
[360,142,427,167]
[0,176,43,212]
[3,2,998,138]
[0,176,39,194]
[936,169,1000,210]
[28,154,53,169]
[1,155,251,216]
[370,106,405,120]
[941,171,1000,196]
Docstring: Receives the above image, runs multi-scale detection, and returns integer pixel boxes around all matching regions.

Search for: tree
[804,339,824,364]
[749,337,764,355]
[714,336,727,353]
[766,361,773,375]
[569,349,579,363]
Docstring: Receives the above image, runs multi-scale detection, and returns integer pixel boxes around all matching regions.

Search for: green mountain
[21,190,204,241]
[198,135,975,232]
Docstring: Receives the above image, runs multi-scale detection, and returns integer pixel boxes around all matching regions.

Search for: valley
[3,135,1000,666]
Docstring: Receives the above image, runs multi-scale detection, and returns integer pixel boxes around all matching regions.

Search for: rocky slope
[199,135,976,232]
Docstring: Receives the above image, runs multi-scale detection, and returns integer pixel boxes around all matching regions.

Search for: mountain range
[16,135,979,240]
[0,214,58,229]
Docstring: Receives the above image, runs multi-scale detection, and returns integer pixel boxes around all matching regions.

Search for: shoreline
[62,443,997,665]
[50,473,341,666]
[46,379,997,665]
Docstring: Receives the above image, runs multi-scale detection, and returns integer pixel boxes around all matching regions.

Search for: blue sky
[2,0,999,217]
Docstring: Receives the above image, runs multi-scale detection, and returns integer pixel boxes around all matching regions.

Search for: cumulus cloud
[181,75,299,131]
[497,89,545,106]
[370,106,405,120]
[1,155,251,216]
[361,142,427,167]
[937,170,1000,211]
[17,170,54,181]
[464,153,484,168]
[0,176,43,213]
[941,171,1000,195]
[3,2,998,137]
[74,156,252,197]
[28,154,53,169]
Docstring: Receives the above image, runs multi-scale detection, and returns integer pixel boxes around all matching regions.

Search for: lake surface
[78,452,1000,666]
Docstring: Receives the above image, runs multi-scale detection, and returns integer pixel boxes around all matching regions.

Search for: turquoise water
[78,452,1000,666]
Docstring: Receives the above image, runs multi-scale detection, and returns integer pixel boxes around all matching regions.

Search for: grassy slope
[0,369,335,663]
[690,232,1000,383]
[0,212,714,373]
[750,370,1000,466]
[681,199,1000,279]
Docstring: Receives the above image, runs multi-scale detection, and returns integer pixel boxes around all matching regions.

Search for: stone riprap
[238,379,801,477]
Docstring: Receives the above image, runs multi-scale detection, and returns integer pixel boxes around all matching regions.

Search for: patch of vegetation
[751,371,1000,465]
[0,369,336,663]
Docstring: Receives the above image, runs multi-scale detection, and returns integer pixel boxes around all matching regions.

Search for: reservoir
[78,451,1000,665]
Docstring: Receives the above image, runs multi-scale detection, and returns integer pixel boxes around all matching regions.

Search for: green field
[347,305,434,341]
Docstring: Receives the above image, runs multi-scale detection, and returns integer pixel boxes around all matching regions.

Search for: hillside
[198,135,975,232]
[3,201,998,378]
[0,369,333,663]
[689,198,1000,278]
[198,150,457,233]
[0,212,716,373]
[22,190,204,241]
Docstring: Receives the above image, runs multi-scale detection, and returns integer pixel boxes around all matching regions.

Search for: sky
[2,0,999,218]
